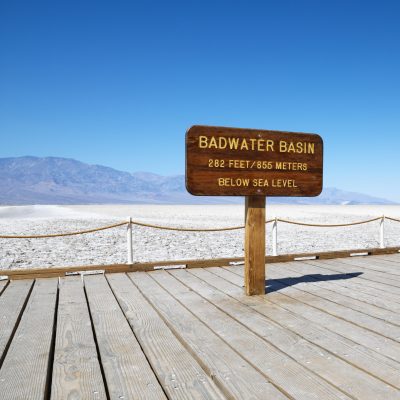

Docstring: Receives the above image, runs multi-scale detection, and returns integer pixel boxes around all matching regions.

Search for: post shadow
[266,272,363,293]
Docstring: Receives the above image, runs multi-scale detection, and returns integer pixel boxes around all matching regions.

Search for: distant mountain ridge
[0,156,396,205]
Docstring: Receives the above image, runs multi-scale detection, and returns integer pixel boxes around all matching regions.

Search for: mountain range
[0,156,396,205]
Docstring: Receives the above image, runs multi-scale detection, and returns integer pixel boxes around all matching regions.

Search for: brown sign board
[186,125,323,196]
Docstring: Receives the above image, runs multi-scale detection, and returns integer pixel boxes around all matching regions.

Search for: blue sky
[1,1,400,200]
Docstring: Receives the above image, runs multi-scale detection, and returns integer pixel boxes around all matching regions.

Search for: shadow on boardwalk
[266,272,363,293]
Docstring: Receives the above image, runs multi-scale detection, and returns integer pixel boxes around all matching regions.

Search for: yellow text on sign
[199,136,315,154]
[217,178,298,188]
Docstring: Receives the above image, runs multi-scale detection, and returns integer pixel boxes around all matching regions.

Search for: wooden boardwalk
[1,253,400,399]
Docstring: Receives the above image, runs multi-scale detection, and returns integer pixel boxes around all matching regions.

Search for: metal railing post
[127,217,133,264]
[272,217,278,256]
[379,215,385,249]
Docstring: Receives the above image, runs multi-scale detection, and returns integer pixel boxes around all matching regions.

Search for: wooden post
[245,196,266,295]
[379,215,385,249]
[127,217,133,264]
[272,217,278,256]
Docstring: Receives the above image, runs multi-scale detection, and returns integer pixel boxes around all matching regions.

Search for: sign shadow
[265,272,363,293]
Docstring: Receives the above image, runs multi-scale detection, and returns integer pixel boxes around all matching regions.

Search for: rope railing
[129,220,249,232]
[386,216,400,223]
[0,215,399,263]
[0,216,397,239]
[277,216,382,227]
[0,221,127,239]
[0,218,279,238]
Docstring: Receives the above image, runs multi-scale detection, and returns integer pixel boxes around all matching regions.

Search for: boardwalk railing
[0,215,400,265]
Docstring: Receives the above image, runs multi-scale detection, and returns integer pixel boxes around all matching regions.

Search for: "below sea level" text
[217,178,298,188]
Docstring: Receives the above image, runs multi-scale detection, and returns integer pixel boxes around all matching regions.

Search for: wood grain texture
[106,273,225,400]
[303,259,400,297]
[198,267,400,389]
[4,246,400,280]
[327,255,400,279]
[128,271,286,400]
[264,264,400,340]
[186,125,323,196]
[174,268,400,398]
[289,260,400,312]
[227,263,400,364]
[152,270,351,400]
[0,280,8,295]
[2,256,400,399]
[244,196,266,295]
[10,271,69,280]
[374,253,400,264]
[346,256,400,276]
[83,274,167,400]
[0,278,58,400]
[317,258,400,289]
[281,261,400,319]
[51,277,107,400]
[0,279,33,362]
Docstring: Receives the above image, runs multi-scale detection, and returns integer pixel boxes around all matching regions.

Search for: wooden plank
[0,280,33,363]
[329,256,400,278]
[4,265,139,279]
[264,255,400,304]
[245,196,265,295]
[226,264,400,363]
[364,255,400,274]
[151,269,351,400]
[264,266,400,342]
[267,261,400,329]
[302,260,400,297]
[4,246,400,281]
[374,253,400,263]
[330,255,400,275]
[4,259,240,277]
[106,273,225,399]
[295,258,399,289]
[374,253,400,261]
[0,280,8,295]
[351,255,400,271]
[286,260,400,312]
[83,274,167,400]
[0,278,58,400]
[170,270,400,400]
[315,258,400,289]
[129,271,288,400]
[3,260,234,279]
[51,277,107,400]
[287,260,400,309]
[11,272,69,280]
[215,267,246,287]
[197,267,400,389]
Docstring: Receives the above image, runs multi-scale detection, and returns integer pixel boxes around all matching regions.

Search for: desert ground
[0,204,400,270]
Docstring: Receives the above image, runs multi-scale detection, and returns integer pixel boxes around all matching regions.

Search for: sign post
[245,196,266,295]
[186,125,323,295]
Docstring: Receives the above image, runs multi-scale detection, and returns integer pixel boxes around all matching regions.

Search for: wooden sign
[186,125,323,197]
[185,125,324,296]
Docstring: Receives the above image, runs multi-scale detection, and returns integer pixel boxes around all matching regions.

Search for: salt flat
[0,204,400,270]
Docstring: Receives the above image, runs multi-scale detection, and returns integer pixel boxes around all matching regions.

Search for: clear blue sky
[1,1,400,200]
